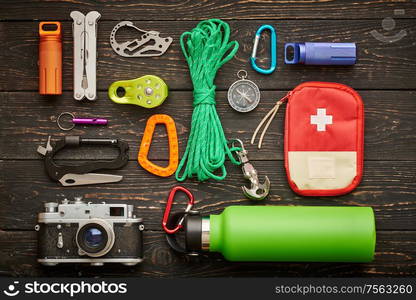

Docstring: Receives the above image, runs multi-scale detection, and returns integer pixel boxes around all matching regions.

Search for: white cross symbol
[310,108,332,131]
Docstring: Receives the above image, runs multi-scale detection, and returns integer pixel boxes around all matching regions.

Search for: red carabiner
[162,186,194,234]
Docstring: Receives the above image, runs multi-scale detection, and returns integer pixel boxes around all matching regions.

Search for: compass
[227,70,260,113]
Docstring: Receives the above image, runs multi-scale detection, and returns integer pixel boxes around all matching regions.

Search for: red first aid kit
[284,82,364,196]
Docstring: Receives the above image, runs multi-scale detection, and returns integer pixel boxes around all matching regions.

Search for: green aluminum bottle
[185,206,376,262]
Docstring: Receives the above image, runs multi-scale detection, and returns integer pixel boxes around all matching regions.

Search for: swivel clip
[250,25,277,74]
[162,186,195,234]
[232,139,270,201]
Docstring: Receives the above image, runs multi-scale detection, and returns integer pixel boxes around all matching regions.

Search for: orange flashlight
[39,22,62,95]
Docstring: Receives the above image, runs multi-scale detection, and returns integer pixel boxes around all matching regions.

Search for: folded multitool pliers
[37,136,129,186]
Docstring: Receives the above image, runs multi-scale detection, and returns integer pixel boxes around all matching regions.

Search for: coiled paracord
[175,19,240,182]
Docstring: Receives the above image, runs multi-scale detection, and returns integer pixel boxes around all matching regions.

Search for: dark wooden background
[0,0,415,277]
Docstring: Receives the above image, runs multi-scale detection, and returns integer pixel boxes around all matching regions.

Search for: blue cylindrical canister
[284,42,356,65]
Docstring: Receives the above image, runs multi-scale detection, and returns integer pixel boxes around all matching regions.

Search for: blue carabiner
[250,25,277,74]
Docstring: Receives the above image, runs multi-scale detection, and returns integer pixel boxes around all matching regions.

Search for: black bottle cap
[185,214,202,251]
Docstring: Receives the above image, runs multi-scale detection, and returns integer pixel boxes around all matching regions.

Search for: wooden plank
[0,230,414,277]
[1,160,415,231]
[0,20,415,91]
[0,0,415,281]
[1,91,415,161]
[0,0,415,21]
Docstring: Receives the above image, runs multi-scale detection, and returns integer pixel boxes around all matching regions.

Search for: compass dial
[227,79,260,112]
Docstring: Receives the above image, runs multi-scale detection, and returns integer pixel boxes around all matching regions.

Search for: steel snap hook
[250,25,277,75]
[162,186,195,234]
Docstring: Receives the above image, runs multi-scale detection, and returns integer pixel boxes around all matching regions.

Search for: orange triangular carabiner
[138,114,179,177]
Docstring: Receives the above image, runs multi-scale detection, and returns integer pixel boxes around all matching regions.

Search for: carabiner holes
[116,87,126,98]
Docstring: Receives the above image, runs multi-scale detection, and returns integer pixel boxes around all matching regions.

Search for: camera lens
[84,227,105,248]
[76,221,114,257]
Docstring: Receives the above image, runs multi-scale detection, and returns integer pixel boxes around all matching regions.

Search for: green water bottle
[183,206,376,262]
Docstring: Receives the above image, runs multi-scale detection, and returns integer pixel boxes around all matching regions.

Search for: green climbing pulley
[108,75,168,108]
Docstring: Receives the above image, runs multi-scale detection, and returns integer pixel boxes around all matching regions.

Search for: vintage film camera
[36,197,144,266]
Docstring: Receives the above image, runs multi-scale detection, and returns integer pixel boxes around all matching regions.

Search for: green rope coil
[175,19,240,182]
